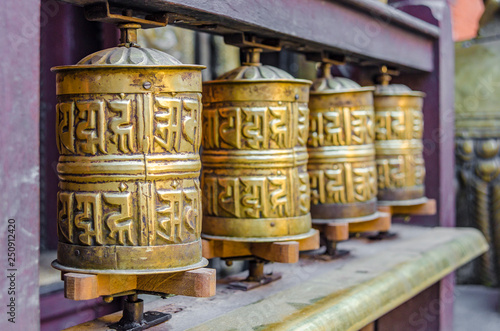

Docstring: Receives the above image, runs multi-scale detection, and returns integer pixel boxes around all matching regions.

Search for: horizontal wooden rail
[60,0,437,72]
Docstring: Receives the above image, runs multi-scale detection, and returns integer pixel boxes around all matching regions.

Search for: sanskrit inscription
[202,103,309,150]
[308,107,374,147]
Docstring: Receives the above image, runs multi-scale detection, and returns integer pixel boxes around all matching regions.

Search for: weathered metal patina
[201,49,314,241]
[308,64,377,222]
[374,70,426,204]
[51,24,207,274]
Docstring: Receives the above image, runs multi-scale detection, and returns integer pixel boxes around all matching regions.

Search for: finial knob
[118,23,141,48]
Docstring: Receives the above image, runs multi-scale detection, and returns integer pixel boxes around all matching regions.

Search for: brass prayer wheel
[201,49,314,240]
[308,64,378,221]
[374,71,426,203]
[51,24,207,274]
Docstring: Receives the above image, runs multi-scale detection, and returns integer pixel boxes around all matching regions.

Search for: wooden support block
[251,241,299,263]
[64,273,99,301]
[207,240,252,259]
[324,223,349,241]
[202,239,216,259]
[297,230,321,251]
[377,205,392,214]
[349,213,392,233]
[137,268,216,298]
[203,231,318,261]
[64,268,216,300]
[391,199,437,216]
[97,274,136,296]
[202,238,251,259]
[64,273,138,300]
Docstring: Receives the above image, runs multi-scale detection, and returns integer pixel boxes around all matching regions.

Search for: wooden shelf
[65,225,487,331]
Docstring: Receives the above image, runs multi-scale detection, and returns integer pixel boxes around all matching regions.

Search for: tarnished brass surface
[52,25,207,274]
[308,64,377,221]
[201,49,313,240]
[374,80,426,203]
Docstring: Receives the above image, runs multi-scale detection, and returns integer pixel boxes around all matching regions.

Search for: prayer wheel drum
[308,65,378,221]
[374,82,426,203]
[201,49,314,241]
[51,25,207,274]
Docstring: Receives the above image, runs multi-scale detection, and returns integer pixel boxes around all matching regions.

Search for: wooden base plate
[377,198,436,216]
[62,268,216,301]
[202,230,320,263]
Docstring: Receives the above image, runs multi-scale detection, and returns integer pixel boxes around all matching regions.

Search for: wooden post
[0,0,41,329]
[389,0,455,229]
[386,1,455,329]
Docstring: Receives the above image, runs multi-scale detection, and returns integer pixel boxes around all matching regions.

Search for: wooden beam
[60,0,436,72]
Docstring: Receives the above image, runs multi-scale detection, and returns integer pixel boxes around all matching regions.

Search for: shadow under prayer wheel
[201,49,315,241]
[51,24,207,274]
[308,64,378,221]
[374,77,426,204]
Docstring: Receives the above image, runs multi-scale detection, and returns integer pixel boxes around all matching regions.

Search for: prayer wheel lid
[374,83,425,97]
[77,45,183,66]
[216,64,295,80]
[52,24,204,70]
[311,63,374,94]
[207,48,311,84]
[374,67,425,97]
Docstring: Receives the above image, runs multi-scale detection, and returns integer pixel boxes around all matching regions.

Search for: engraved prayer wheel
[374,72,426,204]
[51,24,207,274]
[308,64,378,221]
[201,49,314,241]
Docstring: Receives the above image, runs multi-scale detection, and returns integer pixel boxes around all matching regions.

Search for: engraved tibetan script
[156,189,200,243]
[309,107,374,147]
[309,163,376,204]
[203,174,291,218]
[154,97,200,153]
[57,98,136,155]
[108,99,134,153]
[203,104,308,150]
[375,108,422,141]
[57,191,137,246]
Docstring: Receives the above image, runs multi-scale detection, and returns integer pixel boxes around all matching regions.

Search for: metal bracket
[223,33,282,51]
[108,294,171,331]
[84,1,168,29]
[305,51,346,65]
[228,260,282,291]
